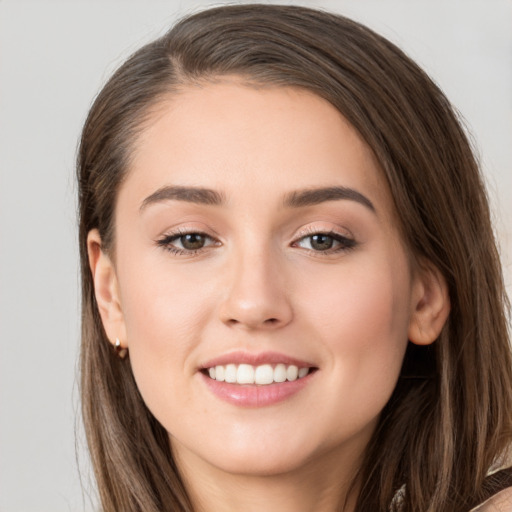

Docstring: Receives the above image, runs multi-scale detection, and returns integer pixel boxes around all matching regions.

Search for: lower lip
[200,371,315,407]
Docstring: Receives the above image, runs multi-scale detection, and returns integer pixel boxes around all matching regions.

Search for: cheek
[303,256,411,343]
[121,276,202,352]
[298,254,412,413]
[118,242,220,345]
[115,253,220,419]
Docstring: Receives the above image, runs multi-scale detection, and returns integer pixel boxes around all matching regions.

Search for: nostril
[225,317,280,328]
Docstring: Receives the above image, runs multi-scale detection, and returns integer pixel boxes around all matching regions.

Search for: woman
[77,4,512,511]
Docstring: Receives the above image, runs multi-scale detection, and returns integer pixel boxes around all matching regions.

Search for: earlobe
[87,229,127,349]
[408,261,450,346]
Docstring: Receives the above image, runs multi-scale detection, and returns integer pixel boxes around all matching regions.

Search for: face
[92,81,431,480]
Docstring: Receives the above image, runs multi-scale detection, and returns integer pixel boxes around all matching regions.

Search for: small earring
[114,338,128,359]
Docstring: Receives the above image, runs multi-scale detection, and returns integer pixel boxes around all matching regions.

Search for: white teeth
[298,367,309,379]
[274,364,287,383]
[215,365,225,382]
[237,364,255,384]
[286,365,298,381]
[206,363,311,385]
[254,364,274,385]
[225,364,237,383]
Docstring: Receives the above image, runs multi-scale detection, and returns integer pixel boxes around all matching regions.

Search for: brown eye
[180,233,207,250]
[295,231,356,253]
[310,234,334,251]
[157,231,218,255]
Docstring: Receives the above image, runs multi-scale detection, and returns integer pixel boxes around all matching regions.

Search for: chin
[171,426,320,478]
[209,447,313,477]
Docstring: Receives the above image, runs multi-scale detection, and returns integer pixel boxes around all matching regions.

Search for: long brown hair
[77,5,512,511]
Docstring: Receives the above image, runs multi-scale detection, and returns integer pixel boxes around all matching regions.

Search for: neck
[173,444,363,512]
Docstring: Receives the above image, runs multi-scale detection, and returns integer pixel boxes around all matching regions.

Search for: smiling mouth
[202,363,316,385]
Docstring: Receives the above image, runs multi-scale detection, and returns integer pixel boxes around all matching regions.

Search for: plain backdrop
[0,1,511,510]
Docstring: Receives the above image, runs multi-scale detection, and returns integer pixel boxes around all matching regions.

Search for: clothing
[471,487,512,512]
[393,468,512,511]
[470,467,512,511]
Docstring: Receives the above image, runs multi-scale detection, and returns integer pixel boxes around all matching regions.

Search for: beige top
[471,487,512,512]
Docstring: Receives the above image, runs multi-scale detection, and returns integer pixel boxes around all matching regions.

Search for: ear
[408,261,450,346]
[87,229,127,350]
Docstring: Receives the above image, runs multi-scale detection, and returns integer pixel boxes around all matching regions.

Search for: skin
[88,81,449,512]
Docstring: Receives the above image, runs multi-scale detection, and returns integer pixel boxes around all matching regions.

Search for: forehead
[123,81,394,219]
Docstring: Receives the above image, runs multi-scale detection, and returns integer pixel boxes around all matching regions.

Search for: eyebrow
[140,185,375,213]
[283,186,375,212]
[140,185,226,211]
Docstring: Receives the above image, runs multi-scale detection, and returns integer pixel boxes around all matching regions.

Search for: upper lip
[199,350,316,369]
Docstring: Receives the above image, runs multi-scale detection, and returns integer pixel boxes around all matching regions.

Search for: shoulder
[471,487,512,512]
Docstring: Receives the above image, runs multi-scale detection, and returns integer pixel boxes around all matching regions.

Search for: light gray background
[1,1,511,510]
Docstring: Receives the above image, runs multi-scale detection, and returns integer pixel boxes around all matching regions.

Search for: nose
[218,245,293,331]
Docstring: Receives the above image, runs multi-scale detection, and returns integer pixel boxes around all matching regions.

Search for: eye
[294,231,356,254]
[178,233,208,250]
[156,231,218,255]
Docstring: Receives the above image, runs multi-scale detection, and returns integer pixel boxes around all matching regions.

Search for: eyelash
[156,229,219,256]
[292,229,357,255]
[156,229,357,256]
